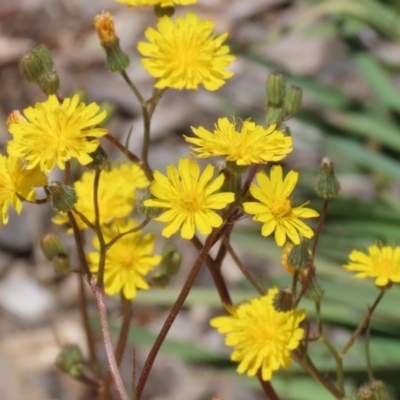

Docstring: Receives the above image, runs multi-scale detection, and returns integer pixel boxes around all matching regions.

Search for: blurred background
[1,0,400,399]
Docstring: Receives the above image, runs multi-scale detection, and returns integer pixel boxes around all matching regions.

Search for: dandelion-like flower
[243,165,319,246]
[0,155,47,225]
[210,287,305,381]
[343,244,400,287]
[137,13,236,91]
[144,158,235,239]
[88,219,161,299]
[116,0,196,6]
[7,95,107,173]
[186,118,293,165]
[53,163,149,230]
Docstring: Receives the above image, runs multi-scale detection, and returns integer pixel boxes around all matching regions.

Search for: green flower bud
[94,11,130,72]
[154,4,175,17]
[357,385,377,400]
[19,44,53,83]
[266,106,284,126]
[303,274,324,302]
[41,233,65,261]
[316,157,340,199]
[86,145,108,170]
[273,287,294,312]
[138,192,166,219]
[53,252,71,275]
[161,244,182,276]
[288,238,312,272]
[151,274,170,288]
[284,86,302,116]
[45,182,78,212]
[55,344,84,379]
[266,72,286,107]
[38,70,60,95]
[370,381,388,400]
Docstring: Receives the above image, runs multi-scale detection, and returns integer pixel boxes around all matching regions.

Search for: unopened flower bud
[154,4,175,17]
[303,274,324,302]
[41,233,64,261]
[55,344,84,379]
[94,11,130,72]
[357,385,377,400]
[266,72,286,107]
[161,244,182,276]
[38,70,60,95]
[316,157,340,199]
[266,106,284,126]
[284,86,302,116]
[45,182,78,212]
[19,44,53,83]
[273,287,293,312]
[86,145,108,170]
[151,274,170,288]
[53,252,71,275]
[370,381,388,400]
[288,238,312,272]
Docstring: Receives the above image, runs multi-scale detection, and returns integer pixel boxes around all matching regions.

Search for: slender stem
[93,169,107,286]
[131,347,137,400]
[242,164,261,196]
[104,134,141,163]
[136,228,222,400]
[72,207,96,231]
[67,211,91,278]
[92,281,129,400]
[365,320,374,381]
[257,372,280,400]
[119,70,153,181]
[78,269,101,377]
[312,199,329,257]
[78,371,101,389]
[191,235,232,305]
[222,237,264,295]
[340,289,385,357]
[292,349,344,399]
[102,295,133,397]
[120,70,144,103]
[106,218,150,250]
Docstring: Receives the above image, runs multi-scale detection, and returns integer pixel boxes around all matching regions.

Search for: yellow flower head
[53,162,149,231]
[144,158,235,239]
[186,118,293,165]
[210,287,306,381]
[115,0,196,6]
[0,155,47,225]
[343,244,400,287]
[137,13,236,91]
[243,165,319,246]
[88,219,161,299]
[7,95,107,173]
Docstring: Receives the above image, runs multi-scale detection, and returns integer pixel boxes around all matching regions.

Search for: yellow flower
[0,155,47,225]
[88,219,161,299]
[210,287,305,381]
[343,244,400,287]
[116,0,196,6]
[185,118,293,165]
[53,162,149,230]
[7,95,107,173]
[144,158,235,239]
[243,165,319,246]
[137,13,236,91]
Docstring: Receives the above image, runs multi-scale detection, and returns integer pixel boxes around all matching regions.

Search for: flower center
[179,192,202,212]
[272,197,292,218]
